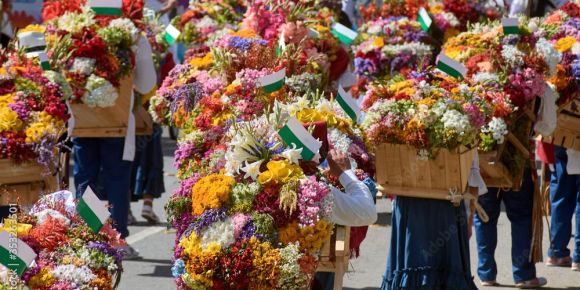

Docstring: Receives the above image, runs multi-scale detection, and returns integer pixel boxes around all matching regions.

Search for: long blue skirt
[380,196,478,290]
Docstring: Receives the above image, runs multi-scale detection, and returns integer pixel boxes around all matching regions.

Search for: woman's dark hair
[339,11,353,29]
[1,33,10,48]
[530,0,556,17]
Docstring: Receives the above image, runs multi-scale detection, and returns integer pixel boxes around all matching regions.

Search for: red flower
[561,2,580,18]
[42,0,83,22]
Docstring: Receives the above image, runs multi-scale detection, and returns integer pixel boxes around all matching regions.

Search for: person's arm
[330,170,377,226]
[468,150,488,196]
[327,150,377,226]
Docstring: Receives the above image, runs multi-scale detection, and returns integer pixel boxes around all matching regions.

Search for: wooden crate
[542,98,580,150]
[0,159,58,207]
[375,144,475,200]
[317,226,350,290]
[479,151,514,189]
[70,76,152,137]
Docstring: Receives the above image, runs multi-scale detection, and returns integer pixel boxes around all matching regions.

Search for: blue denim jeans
[548,146,580,263]
[474,169,536,283]
[73,137,132,238]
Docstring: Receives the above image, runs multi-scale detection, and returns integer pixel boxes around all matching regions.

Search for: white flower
[528,18,539,32]
[56,7,96,33]
[281,145,303,165]
[82,75,119,108]
[484,117,508,143]
[71,58,96,76]
[109,18,140,42]
[315,98,334,114]
[441,109,471,135]
[34,209,70,226]
[572,43,580,56]
[241,160,263,181]
[200,218,234,250]
[328,128,352,153]
[501,45,524,66]
[536,38,561,76]
[472,72,499,83]
[51,265,95,285]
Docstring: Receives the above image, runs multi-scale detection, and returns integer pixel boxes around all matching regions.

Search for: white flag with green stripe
[17,31,46,57]
[336,85,361,123]
[502,18,520,35]
[436,53,467,80]
[77,187,110,233]
[164,24,181,45]
[0,231,36,277]
[258,68,286,93]
[38,52,51,71]
[89,0,123,16]
[418,7,432,32]
[331,23,357,45]
[278,117,322,161]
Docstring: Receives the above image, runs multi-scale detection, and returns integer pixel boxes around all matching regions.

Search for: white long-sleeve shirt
[331,170,378,226]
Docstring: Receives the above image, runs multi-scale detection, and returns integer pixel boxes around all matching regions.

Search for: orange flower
[191,173,235,215]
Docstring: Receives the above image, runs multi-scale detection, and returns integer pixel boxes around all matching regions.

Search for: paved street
[106,131,580,290]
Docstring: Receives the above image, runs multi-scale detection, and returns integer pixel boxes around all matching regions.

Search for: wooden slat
[71,76,135,137]
[0,160,44,185]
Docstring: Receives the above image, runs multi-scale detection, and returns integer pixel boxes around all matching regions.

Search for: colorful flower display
[0,49,68,168]
[42,1,143,107]
[361,70,514,157]
[538,1,580,106]
[0,191,124,289]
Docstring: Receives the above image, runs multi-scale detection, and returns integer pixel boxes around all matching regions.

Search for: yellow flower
[28,267,55,289]
[25,112,65,143]
[0,107,23,131]
[231,29,258,38]
[0,93,14,107]
[179,231,202,256]
[555,36,576,52]
[18,24,46,34]
[372,37,384,48]
[388,80,414,95]
[2,219,32,236]
[258,160,303,184]
[314,24,330,33]
[189,52,213,69]
[429,4,444,14]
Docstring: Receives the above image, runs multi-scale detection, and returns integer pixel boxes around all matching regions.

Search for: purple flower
[7,101,31,121]
[169,83,204,117]
[88,241,123,267]
[185,208,229,237]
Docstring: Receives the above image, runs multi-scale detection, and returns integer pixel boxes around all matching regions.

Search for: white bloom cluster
[197,15,219,29]
[51,265,96,285]
[536,38,562,76]
[483,117,508,143]
[34,209,70,226]
[382,42,433,57]
[472,72,499,83]
[441,109,471,135]
[572,43,580,56]
[82,75,119,108]
[57,7,96,33]
[328,128,352,153]
[501,45,524,66]
[200,218,234,250]
[71,58,96,76]
[109,18,140,42]
[441,12,460,27]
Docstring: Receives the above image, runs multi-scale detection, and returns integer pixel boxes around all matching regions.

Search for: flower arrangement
[0,49,68,169]
[537,1,580,106]
[361,70,514,158]
[0,191,124,289]
[155,1,378,287]
[169,0,245,48]
[41,1,143,107]
[352,16,434,81]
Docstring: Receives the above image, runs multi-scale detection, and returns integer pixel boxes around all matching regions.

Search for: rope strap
[447,188,490,223]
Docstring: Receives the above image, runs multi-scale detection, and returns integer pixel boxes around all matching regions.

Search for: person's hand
[327,149,351,178]
[159,0,178,15]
